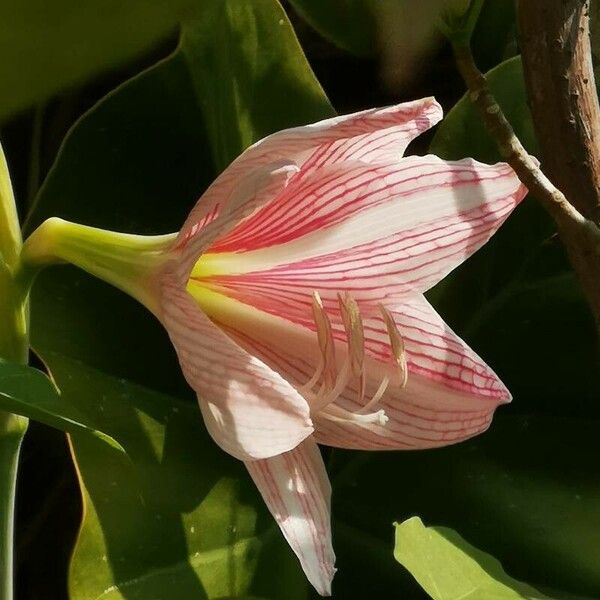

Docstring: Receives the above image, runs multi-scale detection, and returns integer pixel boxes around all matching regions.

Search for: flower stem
[0,141,28,600]
[20,218,177,315]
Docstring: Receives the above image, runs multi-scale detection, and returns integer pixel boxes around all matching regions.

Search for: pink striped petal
[245,438,335,596]
[176,98,442,249]
[196,156,527,305]
[200,290,509,450]
[312,378,498,450]
[173,160,300,283]
[159,272,313,460]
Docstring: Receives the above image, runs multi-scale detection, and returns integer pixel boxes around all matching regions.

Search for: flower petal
[197,156,527,305]
[202,291,508,450]
[159,272,313,460]
[245,438,335,596]
[177,98,442,247]
[313,296,509,450]
[174,160,300,283]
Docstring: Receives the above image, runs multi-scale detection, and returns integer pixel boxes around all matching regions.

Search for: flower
[154,97,528,595]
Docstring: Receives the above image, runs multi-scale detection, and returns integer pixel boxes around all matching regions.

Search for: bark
[517,0,600,224]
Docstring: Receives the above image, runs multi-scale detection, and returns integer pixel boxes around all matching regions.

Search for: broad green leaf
[53,355,305,600]
[394,517,551,600]
[287,0,377,57]
[329,416,600,599]
[25,1,333,598]
[181,4,335,172]
[0,359,121,452]
[0,0,195,121]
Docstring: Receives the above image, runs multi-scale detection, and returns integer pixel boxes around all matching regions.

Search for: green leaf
[0,0,194,121]
[394,517,552,600]
[25,1,333,598]
[0,358,122,452]
[330,416,600,599]
[287,0,378,57]
[181,3,334,173]
[52,355,306,600]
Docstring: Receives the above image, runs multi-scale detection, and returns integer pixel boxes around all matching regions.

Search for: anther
[379,304,408,388]
[338,292,366,405]
[311,291,337,390]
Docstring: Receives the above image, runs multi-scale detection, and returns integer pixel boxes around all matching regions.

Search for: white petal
[245,438,335,596]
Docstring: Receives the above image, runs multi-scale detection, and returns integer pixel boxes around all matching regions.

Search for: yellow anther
[379,304,408,388]
[311,291,337,390]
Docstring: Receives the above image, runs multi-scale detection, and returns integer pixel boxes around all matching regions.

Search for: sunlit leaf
[0,0,191,121]
[394,517,551,600]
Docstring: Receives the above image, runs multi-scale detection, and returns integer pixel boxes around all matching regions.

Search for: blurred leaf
[287,0,377,57]
[394,516,551,599]
[330,416,600,599]
[0,0,197,121]
[428,56,600,413]
[0,358,121,451]
[25,1,333,598]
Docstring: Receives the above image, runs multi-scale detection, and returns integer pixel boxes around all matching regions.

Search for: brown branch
[517,0,600,225]
[452,44,585,228]
[451,42,600,331]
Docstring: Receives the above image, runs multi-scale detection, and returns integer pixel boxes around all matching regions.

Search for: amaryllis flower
[154,97,527,595]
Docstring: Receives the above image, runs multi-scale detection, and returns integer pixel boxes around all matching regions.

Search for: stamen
[321,404,389,426]
[298,293,403,432]
[311,291,337,391]
[297,355,324,395]
[338,292,367,406]
[358,375,390,414]
[337,292,365,378]
[312,356,351,411]
[379,304,408,388]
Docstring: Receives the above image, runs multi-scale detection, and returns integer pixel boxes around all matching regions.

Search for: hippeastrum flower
[22,97,528,596]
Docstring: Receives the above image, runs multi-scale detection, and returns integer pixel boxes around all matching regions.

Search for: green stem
[0,141,28,600]
[20,218,176,315]
[0,413,27,600]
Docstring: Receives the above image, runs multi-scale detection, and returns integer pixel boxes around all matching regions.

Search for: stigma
[299,291,408,426]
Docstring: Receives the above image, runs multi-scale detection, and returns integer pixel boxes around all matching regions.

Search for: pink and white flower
[156,97,528,595]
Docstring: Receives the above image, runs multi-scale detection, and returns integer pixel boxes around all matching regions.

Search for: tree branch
[451,42,600,331]
[517,0,600,225]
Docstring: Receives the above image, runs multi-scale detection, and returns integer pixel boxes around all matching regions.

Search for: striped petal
[176,98,442,247]
[245,438,335,596]
[195,289,509,450]
[313,296,508,450]
[196,156,527,306]
[173,160,300,283]
[159,272,313,460]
